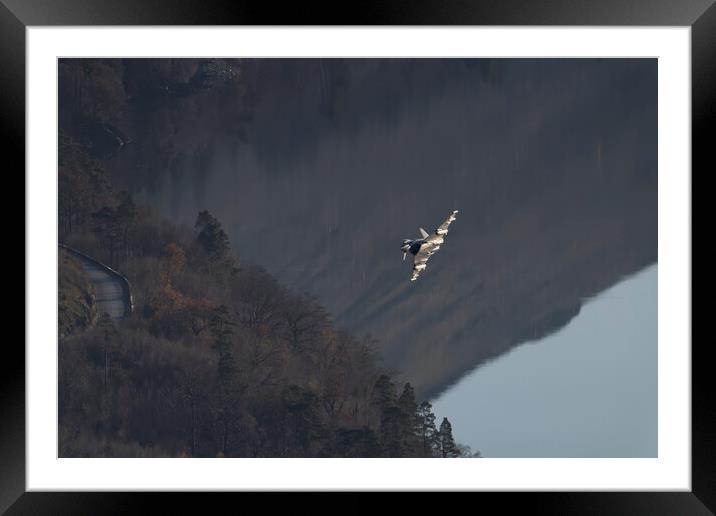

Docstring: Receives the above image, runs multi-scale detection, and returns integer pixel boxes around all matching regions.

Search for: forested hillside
[58,248,96,338]
[58,132,471,457]
[57,56,656,456]
[58,58,658,401]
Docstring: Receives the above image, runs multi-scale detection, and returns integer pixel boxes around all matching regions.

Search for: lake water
[431,264,657,457]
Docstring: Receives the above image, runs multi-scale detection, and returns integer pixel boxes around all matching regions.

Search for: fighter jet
[401,210,458,281]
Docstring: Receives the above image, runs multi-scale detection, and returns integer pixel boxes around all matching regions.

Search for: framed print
[5,0,710,512]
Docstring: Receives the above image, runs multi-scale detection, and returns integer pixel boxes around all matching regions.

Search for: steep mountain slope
[60,58,657,399]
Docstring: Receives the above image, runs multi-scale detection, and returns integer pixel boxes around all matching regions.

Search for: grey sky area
[132,58,658,401]
[432,264,657,457]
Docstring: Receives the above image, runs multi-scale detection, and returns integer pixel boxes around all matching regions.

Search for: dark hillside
[58,58,657,401]
[58,135,466,457]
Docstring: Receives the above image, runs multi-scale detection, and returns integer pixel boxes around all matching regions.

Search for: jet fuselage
[401,238,426,256]
[401,210,458,280]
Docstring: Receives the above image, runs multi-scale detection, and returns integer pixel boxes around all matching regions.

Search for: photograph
[56,57,658,459]
[3,0,707,507]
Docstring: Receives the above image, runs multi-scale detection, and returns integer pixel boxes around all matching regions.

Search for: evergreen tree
[371,375,402,456]
[380,405,403,457]
[58,131,113,236]
[398,383,417,419]
[58,166,91,237]
[371,374,395,412]
[195,210,232,269]
[417,401,440,457]
[397,383,420,456]
[438,417,459,458]
[115,190,137,262]
[92,206,121,266]
[91,193,136,267]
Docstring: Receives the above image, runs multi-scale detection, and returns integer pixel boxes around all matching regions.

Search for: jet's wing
[426,210,458,246]
[411,244,435,281]
[435,210,458,235]
[409,211,458,281]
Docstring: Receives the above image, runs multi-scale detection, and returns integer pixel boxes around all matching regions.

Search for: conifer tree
[92,206,121,266]
[371,374,395,412]
[371,375,401,456]
[439,417,459,458]
[195,210,232,269]
[115,190,137,261]
[397,383,420,456]
[380,405,403,457]
[417,401,440,457]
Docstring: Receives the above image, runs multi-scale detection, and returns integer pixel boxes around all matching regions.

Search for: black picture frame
[4,0,709,512]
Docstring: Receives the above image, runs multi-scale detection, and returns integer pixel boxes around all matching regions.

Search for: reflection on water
[144,59,656,401]
[431,264,657,457]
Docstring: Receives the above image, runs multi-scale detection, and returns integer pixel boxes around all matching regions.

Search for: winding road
[59,245,132,322]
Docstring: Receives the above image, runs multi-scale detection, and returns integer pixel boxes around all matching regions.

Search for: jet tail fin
[419,227,429,239]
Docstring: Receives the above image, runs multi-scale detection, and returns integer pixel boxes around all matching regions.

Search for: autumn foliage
[57,58,467,458]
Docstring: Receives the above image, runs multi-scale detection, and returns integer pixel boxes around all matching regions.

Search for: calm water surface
[431,264,657,457]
